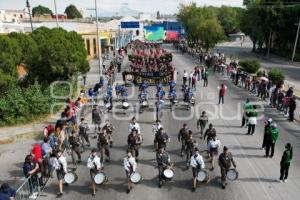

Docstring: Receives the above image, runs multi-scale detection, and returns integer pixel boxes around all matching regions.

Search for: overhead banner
[122,71,173,85]
[121,21,140,29]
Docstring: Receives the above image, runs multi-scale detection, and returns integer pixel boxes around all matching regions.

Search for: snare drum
[94,172,108,185]
[227,169,238,181]
[163,168,174,181]
[130,172,142,184]
[197,170,209,182]
[105,103,111,109]
[142,101,148,107]
[122,102,129,109]
[64,172,78,184]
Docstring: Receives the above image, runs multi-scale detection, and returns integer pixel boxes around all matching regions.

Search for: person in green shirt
[203,70,209,87]
[279,143,293,183]
[247,105,258,135]
[241,98,253,127]
[264,123,279,158]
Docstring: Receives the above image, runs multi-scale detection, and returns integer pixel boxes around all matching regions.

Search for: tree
[32,5,53,17]
[218,6,242,35]
[177,4,225,51]
[30,27,89,83]
[0,36,22,90]
[268,69,285,85]
[156,11,161,19]
[8,32,38,67]
[65,4,83,19]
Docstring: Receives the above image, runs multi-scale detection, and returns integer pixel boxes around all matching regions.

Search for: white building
[120,16,144,41]
[0,9,26,23]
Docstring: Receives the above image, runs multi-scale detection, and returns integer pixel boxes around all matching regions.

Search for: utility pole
[95,0,102,75]
[292,19,300,62]
[267,30,272,56]
[26,0,33,32]
[53,0,59,28]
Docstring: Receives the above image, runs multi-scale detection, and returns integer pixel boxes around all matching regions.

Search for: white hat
[268,118,273,122]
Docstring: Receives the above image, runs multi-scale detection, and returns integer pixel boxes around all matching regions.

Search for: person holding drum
[190,148,205,192]
[123,150,137,193]
[203,124,217,158]
[156,147,172,188]
[208,135,221,170]
[55,150,67,198]
[178,123,189,157]
[87,149,103,196]
[128,117,141,135]
[154,128,170,151]
[218,146,237,189]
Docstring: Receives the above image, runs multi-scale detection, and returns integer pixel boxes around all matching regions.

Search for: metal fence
[15,172,49,200]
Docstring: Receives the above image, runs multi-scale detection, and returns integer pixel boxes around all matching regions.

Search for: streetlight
[26,0,33,32]
[53,0,59,28]
[292,19,300,62]
[88,1,102,76]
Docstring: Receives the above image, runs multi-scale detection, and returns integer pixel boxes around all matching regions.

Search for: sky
[0,0,243,15]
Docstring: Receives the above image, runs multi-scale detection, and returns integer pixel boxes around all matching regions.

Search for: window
[136,30,139,36]
[93,38,97,55]
[86,39,91,55]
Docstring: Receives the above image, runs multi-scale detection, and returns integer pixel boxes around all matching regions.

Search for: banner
[123,71,173,85]
[144,26,166,41]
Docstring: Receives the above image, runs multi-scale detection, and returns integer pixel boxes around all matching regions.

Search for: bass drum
[64,172,78,184]
[227,169,239,181]
[130,172,142,184]
[197,170,209,182]
[163,168,174,181]
[94,172,108,185]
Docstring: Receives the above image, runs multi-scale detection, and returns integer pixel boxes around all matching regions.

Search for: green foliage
[240,0,300,55]
[65,4,83,19]
[0,36,22,90]
[0,80,77,127]
[32,5,53,17]
[8,32,38,67]
[217,6,242,35]
[268,69,285,85]
[29,27,89,83]
[177,4,225,51]
[239,59,261,74]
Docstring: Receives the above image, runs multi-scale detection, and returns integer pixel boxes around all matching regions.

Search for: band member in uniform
[97,128,110,163]
[78,118,90,148]
[103,119,115,147]
[127,129,143,161]
[123,150,137,193]
[55,150,68,198]
[128,117,141,134]
[190,148,205,192]
[87,149,102,196]
[208,135,221,170]
[156,147,171,188]
[185,131,194,168]
[152,120,163,135]
[154,128,170,151]
[218,146,236,189]
[203,123,216,158]
[69,130,82,164]
[178,123,189,157]
[92,106,103,133]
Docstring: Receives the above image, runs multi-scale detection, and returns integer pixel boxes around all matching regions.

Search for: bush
[0,80,77,127]
[239,59,261,74]
[268,69,285,85]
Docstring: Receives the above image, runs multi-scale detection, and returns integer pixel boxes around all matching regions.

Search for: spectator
[289,96,297,122]
[23,154,39,199]
[0,183,16,200]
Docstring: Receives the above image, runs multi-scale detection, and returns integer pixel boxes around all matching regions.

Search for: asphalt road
[36,44,300,200]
